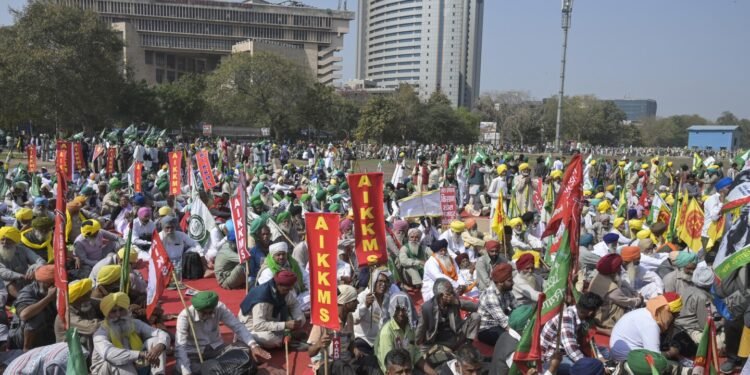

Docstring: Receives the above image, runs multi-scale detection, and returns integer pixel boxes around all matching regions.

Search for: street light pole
[555,0,573,153]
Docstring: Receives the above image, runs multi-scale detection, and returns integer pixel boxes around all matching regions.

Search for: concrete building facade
[57,0,354,85]
[356,0,484,108]
[610,99,657,122]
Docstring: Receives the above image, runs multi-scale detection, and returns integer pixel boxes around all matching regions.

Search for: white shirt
[553,160,564,171]
[592,241,613,257]
[702,193,722,237]
[610,308,661,361]
[158,231,203,260]
[439,230,466,259]
[421,256,466,301]
[125,218,155,249]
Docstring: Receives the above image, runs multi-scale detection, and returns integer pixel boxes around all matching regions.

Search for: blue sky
[3,0,749,119]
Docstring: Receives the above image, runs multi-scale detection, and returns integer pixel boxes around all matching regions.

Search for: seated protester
[158,216,203,283]
[65,200,87,244]
[588,254,642,330]
[460,218,485,260]
[475,240,506,292]
[477,263,517,345]
[382,349,414,375]
[124,207,155,253]
[73,219,124,277]
[248,221,272,286]
[416,278,480,369]
[10,265,57,350]
[53,278,101,351]
[308,285,380,375]
[238,270,305,349]
[656,251,679,279]
[214,220,247,290]
[422,239,468,302]
[256,242,310,312]
[620,246,664,300]
[91,265,123,299]
[592,232,619,257]
[14,208,33,232]
[374,292,435,375]
[176,291,271,374]
[673,265,715,345]
[386,220,408,280]
[636,239,670,275]
[398,228,432,291]
[353,268,395,355]
[91,292,170,375]
[434,344,483,375]
[292,239,309,271]
[32,197,54,222]
[512,253,543,306]
[540,292,605,375]
[0,226,45,297]
[273,210,299,246]
[609,292,683,362]
[112,195,135,234]
[663,251,697,296]
[90,247,141,288]
[610,217,633,246]
[439,221,467,259]
[3,342,86,374]
[489,305,535,375]
[509,217,543,267]
[577,233,601,292]
[101,178,123,215]
[20,216,54,263]
[205,221,229,266]
[336,239,357,285]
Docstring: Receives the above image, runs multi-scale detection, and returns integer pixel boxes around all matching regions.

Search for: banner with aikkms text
[347,173,387,267]
[306,213,340,331]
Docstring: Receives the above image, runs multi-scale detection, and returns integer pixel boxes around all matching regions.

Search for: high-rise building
[610,99,657,122]
[356,0,484,108]
[54,0,354,85]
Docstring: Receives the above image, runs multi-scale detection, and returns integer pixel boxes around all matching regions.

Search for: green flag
[692,153,703,172]
[448,152,463,169]
[29,175,41,198]
[666,190,680,243]
[119,221,133,293]
[540,229,572,324]
[615,186,627,218]
[509,297,544,375]
[473,149,488,164]
[735,150,750,168]
[694,318,719,375]
[544,155,552,169]
[70,131,84,141]
[66,328,87,375]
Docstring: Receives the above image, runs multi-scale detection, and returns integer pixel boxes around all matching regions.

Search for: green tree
[355,95,399,143]
[717,111,740,125]
[0,2,124,132]
[204,52,313,139]
[114,78,161,126]
[156,74,206,133]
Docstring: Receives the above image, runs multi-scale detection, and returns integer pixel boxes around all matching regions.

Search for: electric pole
[555,0,573,153]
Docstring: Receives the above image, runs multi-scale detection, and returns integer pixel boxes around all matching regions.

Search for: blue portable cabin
[687,125,740,151]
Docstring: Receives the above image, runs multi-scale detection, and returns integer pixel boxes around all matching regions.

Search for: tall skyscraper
[356,0,484,108]
[54,0,354,85]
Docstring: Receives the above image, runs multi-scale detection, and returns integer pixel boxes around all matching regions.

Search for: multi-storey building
[356,0,484,108]
[55,0,354,85]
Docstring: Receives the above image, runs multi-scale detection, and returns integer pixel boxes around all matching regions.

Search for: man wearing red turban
[477,263,516,345]
[588,254,643,330]
[512,253,543,306]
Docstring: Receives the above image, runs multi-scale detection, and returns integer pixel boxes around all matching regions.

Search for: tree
[355,95,399,143]
[475,91,542,145]
[0,2,125,132]
[114,78,161,126]
[203,52,313,139]
[716,111,739,125]
[156,74,206,133]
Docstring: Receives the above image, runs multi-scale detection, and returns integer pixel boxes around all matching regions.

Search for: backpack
[182,251,204,280]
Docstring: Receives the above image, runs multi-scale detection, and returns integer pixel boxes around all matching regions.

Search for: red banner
[133,162,143,193]
[195,150,217,191]
[532,178,544,212]
[306,213,340,331]
[72,142,85,171]
[26,145,37,173]
[106,147,116,175]
[168,151,182,196]
[91,144,105,162]
[347,173,387,267]
[146,229,173,319]
[55,140,72,181]
[53,171,68,325]
[440,187,458,226]
[230,183,250,263]
[541,154,583,257]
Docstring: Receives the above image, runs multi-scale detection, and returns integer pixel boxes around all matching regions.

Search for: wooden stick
[172,270,204,363]
[323,345,329,375]
[245,261,250,293]
[284,332,290,375]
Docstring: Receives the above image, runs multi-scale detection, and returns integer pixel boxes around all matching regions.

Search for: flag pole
[171,270,204,363]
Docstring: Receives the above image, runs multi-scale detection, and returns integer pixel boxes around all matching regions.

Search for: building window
[155,69,164,83]
[145,50,153,65]
[167,70,176,82]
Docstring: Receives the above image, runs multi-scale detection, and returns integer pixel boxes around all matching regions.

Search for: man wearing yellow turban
[14,208,33,231]
[90,247,146,298]
[0,225,46,298]
[73,219,124,279]
[53,278,101,348]
[513,162,538,214]
[91,292,170,374]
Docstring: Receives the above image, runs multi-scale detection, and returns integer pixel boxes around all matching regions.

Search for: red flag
[133,162,143,193]
[306,213,340,330]
[53,171,68,324]
[27,145,37,173]
[168,151,182,196]
[347,173,388,267]
[639,184,650,209]
[195,150,217,190]
[541,154,584,257]
[532,178,544,212]
[56,141,73,181]
[91,144,105,162]
[512,294,546,372]
[72,142,85,172]
[230,183,250,263]
[106,147,117,175]
[146,229,173,319]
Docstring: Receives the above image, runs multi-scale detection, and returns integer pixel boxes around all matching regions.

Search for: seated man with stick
[238,270,306,349]
[176,291,271,374]
[91,292,170,375]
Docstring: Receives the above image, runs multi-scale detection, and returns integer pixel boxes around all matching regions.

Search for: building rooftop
[687,125,739,131]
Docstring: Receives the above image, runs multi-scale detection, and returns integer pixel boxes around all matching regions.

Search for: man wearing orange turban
[620,246,664,300]
[11,264,57,350]
[588,254,642,330]
[461,217,485,260]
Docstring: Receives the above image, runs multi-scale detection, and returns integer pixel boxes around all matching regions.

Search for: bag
[199,345,256,375]
[182,251,204,280]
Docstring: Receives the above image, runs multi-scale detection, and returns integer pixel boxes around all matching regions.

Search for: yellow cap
[509,217,524,228]
[158,206,173,217]
[583,190,592,197]
[117,247,138,263]
[497,165,508,175]
[613,217,625,228]
[15,208,32,222]
[628,219,643,231]
[450,220,465,233]
[618,161,626,166]
[636,229,652,240]
[590,160,597,165]
[606,184,615,192]
[597,200,612,213]
[642,163,649,169]
[0,226,21,243]
[81,219,101,236]
[69,278,93,304]
[519,163,530,171]
[97,265,121,285]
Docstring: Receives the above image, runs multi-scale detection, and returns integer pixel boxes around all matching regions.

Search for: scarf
[20,229,52,263]
[432,254,458,281]
[646,295,673,333]
[65,210,85,244]
[405,243,423,260]
[265,255,306,292]
[103,320,143,351]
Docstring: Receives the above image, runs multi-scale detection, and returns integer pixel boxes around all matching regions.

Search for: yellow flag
[491,191,506,242]
[678,198,704,252]
[706,216,725,250]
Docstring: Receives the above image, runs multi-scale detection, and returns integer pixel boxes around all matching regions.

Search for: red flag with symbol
[147,229,173,319]
[53,171,68,324]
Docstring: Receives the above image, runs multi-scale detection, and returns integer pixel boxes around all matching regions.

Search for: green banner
[540,229,572,324]
[715,245,750,281]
